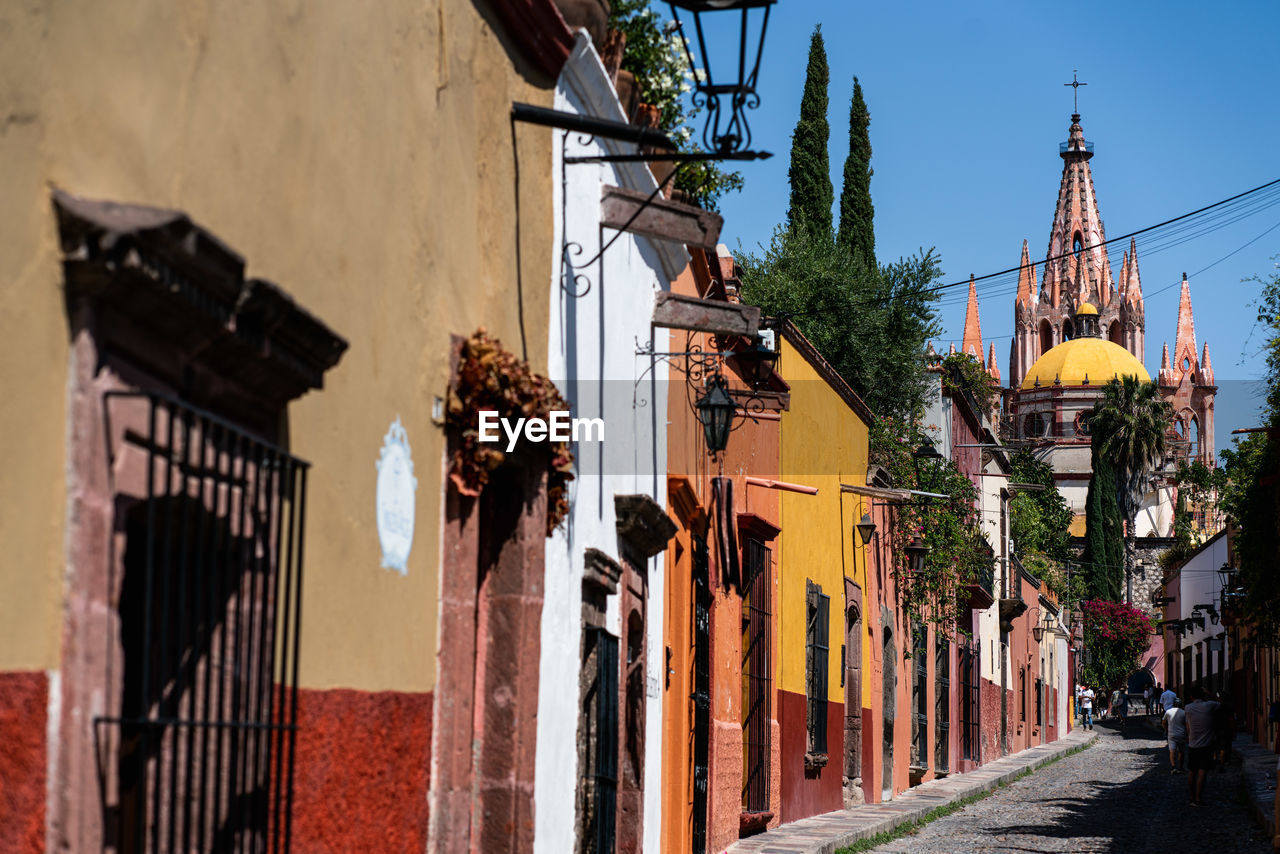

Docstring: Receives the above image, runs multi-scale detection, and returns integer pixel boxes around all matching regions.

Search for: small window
[1072,232,1083,258]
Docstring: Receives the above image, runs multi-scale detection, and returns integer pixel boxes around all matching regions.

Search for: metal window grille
[1019,668,1027,722]
[912,624,927,767]
[741,539,772,814]
[584,627,618,854]
[96,391,306,854]
[805,583,829,756]
[959,644,979,761]
[935,640,950,773]
[690,535,711,854]
[1035,677,1043,727]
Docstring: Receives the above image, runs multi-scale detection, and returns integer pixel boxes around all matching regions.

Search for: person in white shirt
[1162,698,1187,773]
[1160,685,1177,714]
[1080,685,1095,730]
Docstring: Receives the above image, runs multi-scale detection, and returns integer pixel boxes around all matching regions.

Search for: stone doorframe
[843,580,864,807]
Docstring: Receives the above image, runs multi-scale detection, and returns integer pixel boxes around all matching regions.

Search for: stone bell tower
[1009,113,1146,390]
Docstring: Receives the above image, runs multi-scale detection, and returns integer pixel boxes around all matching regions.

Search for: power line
[770,176,1280,321]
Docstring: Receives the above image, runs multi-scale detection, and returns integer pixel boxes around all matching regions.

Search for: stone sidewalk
[725,729,1098,854]
[1237,733,1279,844]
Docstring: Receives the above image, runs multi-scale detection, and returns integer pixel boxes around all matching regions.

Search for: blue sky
[694,0,1280,448]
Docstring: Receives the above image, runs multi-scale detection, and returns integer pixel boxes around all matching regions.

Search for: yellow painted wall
[0,0,555,691]
[777,336,870,703]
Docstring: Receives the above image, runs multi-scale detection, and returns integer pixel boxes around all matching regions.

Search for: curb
[726,730,1098,854]
[1235,734,1277,842]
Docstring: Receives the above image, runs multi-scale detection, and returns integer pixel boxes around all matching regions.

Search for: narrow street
[869,721,1272,854]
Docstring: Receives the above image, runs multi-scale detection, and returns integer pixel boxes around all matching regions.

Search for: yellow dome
[1020,337,1150,390]
[1077,302,1099,315]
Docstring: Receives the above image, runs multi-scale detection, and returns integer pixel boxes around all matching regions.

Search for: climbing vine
[939,352,998,414]
[870,415,991,639]
[447,329,575,535]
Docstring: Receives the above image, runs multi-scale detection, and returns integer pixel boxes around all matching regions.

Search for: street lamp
[912,438,943,475]
[855,513,877,546]
[695,373,736,455]
[667,0,776,155]
[905,537,928,573]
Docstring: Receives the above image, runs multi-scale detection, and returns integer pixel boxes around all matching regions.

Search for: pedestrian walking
[1117,688,1129,726]
[1159,683,1176,714]
[1075,683,1083,722]
[1184,685,1221,806]
[1143,684,1153,715]
[1080,684,1095,730]
[1163,698,1187,773]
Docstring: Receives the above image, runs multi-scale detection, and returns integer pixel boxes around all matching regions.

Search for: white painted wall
[1176,532,1230,684]
[536,32,685,854]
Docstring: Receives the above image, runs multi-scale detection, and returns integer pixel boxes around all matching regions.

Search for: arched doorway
[1062,320,1074,341]
[1039,320,1053,357]
[843,581,864,806]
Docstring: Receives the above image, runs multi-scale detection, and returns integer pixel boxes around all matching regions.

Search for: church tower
[1008,113,1146,389]
[1157,274,1217,466]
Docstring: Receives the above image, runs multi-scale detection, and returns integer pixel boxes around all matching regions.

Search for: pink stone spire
[1201,342,1214,385]
[1016,240,1035,308]
[1173,274,1198,375]
[1125,239,1143,307]
[962,275,983,359]
[986,342,1001,382]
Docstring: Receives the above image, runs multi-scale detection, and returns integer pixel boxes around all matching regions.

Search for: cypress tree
[1082,441,1124,601]
[837,76,875,270]
[786,26,833,241]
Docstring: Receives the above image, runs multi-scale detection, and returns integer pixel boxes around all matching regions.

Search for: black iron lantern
[855,513,876,546]
[696,372,736,454]
[1217,562,1238,592]
[667,0,775,155]
[912,438,942,473]
[905,537,928,573]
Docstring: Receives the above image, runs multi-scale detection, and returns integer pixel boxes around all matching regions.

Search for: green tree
[738,233,941,420]
[1081,441,1124,601]
[837,76,875,270]
[1226,259,1280,640]
[786,26,833,240]
[1090,376,1172,600]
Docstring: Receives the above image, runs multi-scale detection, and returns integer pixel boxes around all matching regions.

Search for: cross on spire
[1064,70,1087,115]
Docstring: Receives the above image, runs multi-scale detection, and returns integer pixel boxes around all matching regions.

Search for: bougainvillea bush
[1080,599,1155,696]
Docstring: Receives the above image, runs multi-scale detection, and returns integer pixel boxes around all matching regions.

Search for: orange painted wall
[662,255,783,854]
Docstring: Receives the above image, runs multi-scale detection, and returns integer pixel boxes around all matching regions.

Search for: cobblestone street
[868,721,1272,854]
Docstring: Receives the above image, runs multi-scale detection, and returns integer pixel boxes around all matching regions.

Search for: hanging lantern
[667,0,776,155]
[912,438,943,483]
[696,372,736,455]
[855,513,876,546]
[905,537,928,573]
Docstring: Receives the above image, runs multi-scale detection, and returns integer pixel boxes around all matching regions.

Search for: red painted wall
[979,677,1003,761]
[0,670,46,854]
[290,687,432,852]
[778,690,843,823]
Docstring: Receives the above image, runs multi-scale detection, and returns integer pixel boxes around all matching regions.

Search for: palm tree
[1090,376,1172,601]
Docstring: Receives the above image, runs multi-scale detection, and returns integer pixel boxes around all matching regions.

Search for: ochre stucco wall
[0,0,556,693]
[776,333,870,820]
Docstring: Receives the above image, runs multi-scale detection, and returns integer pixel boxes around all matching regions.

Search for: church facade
[959,111,1217,547]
